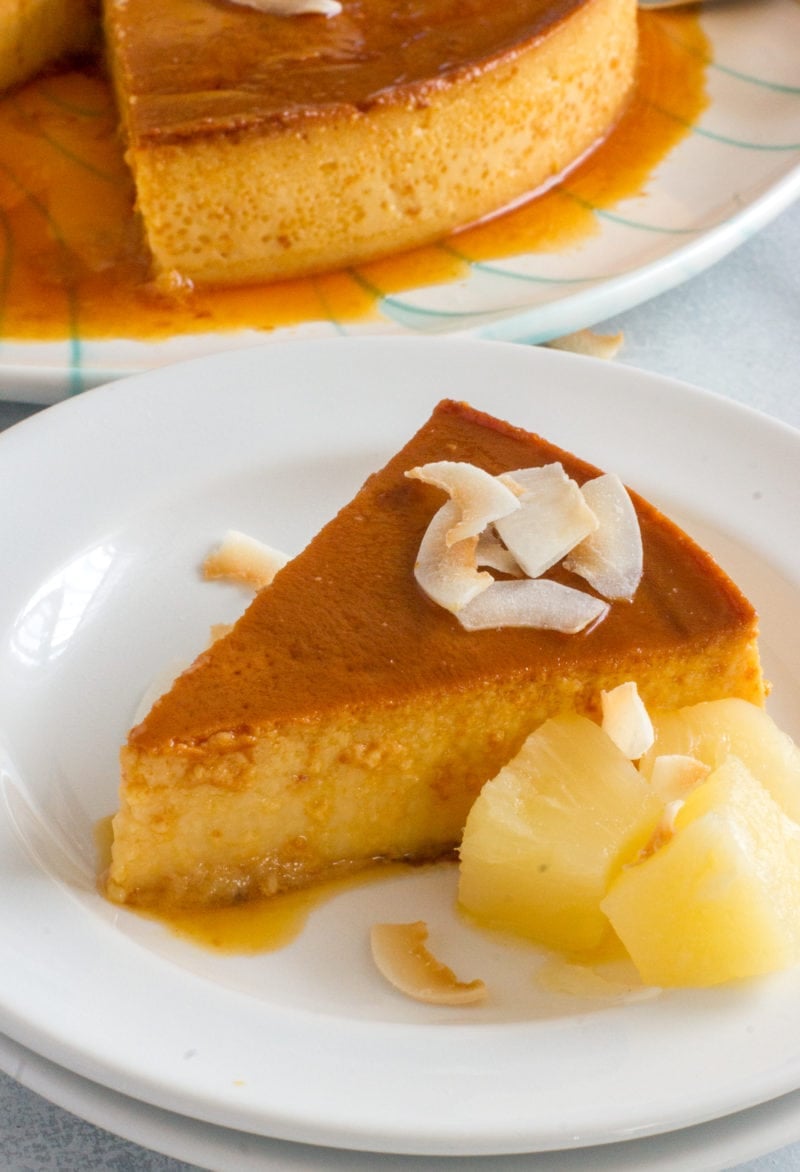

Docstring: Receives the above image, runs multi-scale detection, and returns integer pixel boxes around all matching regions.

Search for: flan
[0,0,98,93]
[100,0,638,286]
[107,400,765,909]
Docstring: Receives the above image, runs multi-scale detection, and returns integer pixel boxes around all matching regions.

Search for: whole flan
[106,400,765,910]
[100,0,638,286]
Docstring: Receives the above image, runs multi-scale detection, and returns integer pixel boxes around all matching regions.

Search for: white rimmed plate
[0,337,799,1157]
[0,0,799,402]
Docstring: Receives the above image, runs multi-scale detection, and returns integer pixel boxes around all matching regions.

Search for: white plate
[0,337,799,1157]
[4,1029,800,1172]
[1,0,799,402]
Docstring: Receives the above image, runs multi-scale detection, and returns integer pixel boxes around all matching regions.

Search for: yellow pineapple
[601,757,800,987]
[458,715,661,952]
[640,699,800,823]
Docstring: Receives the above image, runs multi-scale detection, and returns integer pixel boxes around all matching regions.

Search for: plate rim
[4,1027,800,1172]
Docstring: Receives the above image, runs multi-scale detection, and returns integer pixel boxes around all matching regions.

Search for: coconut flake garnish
[601,681,654,759]
[408,455,643,633]
[228,0,341,15]
[563,474,642,600]
[475,529,524,577]
[545,328,624,361]
[459,579,609,634]
[414,499,493,613]
[495,464,598,579]
[405,461,520,547]
[203,530,290,591]
[370,921,487,1006]
[647,754,710,801]
[639,798,687,858]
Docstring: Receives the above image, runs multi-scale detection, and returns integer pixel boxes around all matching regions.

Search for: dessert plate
[0,0,798,403]
[0,337,799,1156]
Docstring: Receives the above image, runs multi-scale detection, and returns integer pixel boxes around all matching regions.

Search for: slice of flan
[101,0,637,286]
[107,400,765,910]
[0,0,98,93]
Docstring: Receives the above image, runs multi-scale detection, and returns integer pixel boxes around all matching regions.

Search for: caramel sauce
[97,816,441,955]
[152,885,332,954]
[97,812,421,952]
[0,12,707,345]
[144,861,425,953]
[101,843,434,957]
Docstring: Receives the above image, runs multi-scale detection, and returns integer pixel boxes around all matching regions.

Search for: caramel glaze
[131,400,756,754]
[106,0,591,143]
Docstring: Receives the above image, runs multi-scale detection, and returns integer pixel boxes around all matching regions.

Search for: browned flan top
[103,0,596,143]
[130,400,759,754]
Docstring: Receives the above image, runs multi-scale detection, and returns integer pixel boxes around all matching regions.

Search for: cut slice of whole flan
[107,400,765,909]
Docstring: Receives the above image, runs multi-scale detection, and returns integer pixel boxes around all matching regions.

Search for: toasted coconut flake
[414,500,493,613]
[405,461,520,547]
[230,0,341,15]
[495,464,598,579]
[563,474,642,601]
[203,530,289,591]
[640,799,687,859]
[459,579,609,633]
[475,529,524,577]
[545,328,624,361]
[370,921,487,1006]
[661,799,685,834]
[601,682,654,759]
[647,754,710,801]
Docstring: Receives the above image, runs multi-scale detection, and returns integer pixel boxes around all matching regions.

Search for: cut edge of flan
[101,0,638,285]
[106,399,765,911]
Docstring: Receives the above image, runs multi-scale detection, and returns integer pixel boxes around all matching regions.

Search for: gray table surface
[1,199,798,1172]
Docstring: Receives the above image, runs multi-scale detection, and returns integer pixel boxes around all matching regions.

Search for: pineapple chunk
[601,757,800,987]
[458,715,661,952]
[640,699,800,823]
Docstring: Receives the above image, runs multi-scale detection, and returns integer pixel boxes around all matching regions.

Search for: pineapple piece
[601,757,800,987]
[458,715,661,952]
[640,699,800,823]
